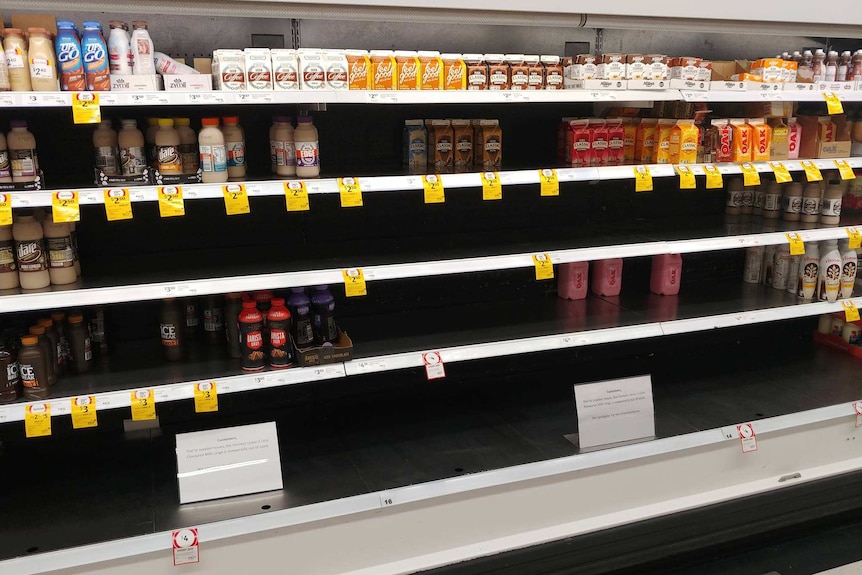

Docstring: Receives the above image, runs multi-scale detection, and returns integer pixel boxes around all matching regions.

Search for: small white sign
[574,375,655,450]
[175,422,283,504]
[172,528,199,566]
[738,423,758,453]
[423,352,446,380]
[854,401,862,427]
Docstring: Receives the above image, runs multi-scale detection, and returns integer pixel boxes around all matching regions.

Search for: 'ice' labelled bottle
[239,301,265,371]
[28,326,57,386]
[224,293,243,359]
[287,287,314,347]
[267,297,294,368]
[557,261,589,300]
[184,297,200,339]
[311,286,338,345]
[67,313,93,373]
[50,311,71,365]
[295,116,320,178]
[650,254,682,296]
[38,318,65,377]
[159,298,185,361]
[591,259,623,297]
[89,305,109,357]
[18,335,48,400]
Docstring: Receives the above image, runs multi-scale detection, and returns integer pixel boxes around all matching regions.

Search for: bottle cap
[27,27,48,35]
[50,311,66,321]
[271,297,285,307]
[157,118,174,127]
[121,119,137,126]
[297,116,313,124]
[173,117,191,126]
[274,116,292,123]
[253,290,273,301]
[29,326,45,336]
[201,117,220,126]
[10,120,27,128]
[313,285,328,291]
[109,21,126,29]
[82,21,102,30]
[21,336,38,346]
[222,116,239,125]
[57,20,77,29]
[226,292,242,299]
[68,314,84,324]
[132,21,149,29]
[147,117,159,126]
[242,301,257,309]
[37,318,53,327]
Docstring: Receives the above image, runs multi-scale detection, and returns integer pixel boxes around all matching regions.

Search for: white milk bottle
[27,28,59,91]
[93,120,120,176]
[108,21,132,74]
[7,120,38,184]
[130,21,155,75]
[118,119,146,176]
[13,212,50,290]
[198,117,228,183]
[221,116,246,181]
[295,116,320,178]
[43,215,77,285]
[274,117,296,177]
[840,238,858,299]
[818,240,842,302]
[797,242,820,300]
[0,224,18,289]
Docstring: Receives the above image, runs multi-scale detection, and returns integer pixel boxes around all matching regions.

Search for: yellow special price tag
[823,91,844,115]
[52,191,80,223]
[847,227,862,249]
[786,232,805,256]
[801,160,823,182]
[339,177,363,207]
[539,169,560,197]
[284,181,310,212]
[481,172,502,200]
[634,165,653,192]
[72,92,101,124]
[103,188,133,221]
[25,404,51,438]
[842,300,860,322]
[70,396,98,429]
[130,389,156,421]
[703,164,724,189]
[835,160,856,180]
[158,186,185,217]
[194,382,218,413]
[741,163,761,187]
[423,175,445,204]
[532,253,554,280]
[0,193,12,226]
[222,184,250,215]
[342,268,367,297]
[770,162,793,184]
[675,165,696,189]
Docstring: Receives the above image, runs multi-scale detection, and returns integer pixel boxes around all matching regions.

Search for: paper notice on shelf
[175,421,283,504]
[737,423,758,453]
[854,401,862,427]
[573,375,655,450]
[539,168,559,196]
[0,194,11,226]
[423,351,446,380]
[172,528,200,566]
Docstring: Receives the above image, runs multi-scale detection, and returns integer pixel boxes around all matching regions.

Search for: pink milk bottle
[557,262,589,300]
[650,253,683,295]
[591,259,623,297]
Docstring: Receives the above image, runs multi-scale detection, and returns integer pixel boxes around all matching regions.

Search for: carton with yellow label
[673,120,699,164]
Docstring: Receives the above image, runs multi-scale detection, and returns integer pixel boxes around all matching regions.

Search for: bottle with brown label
[37,318,65,377]
[159,298,185,361]
[43,214,77,285]
[51,311,71,365]
[267,297,293,368]
[18,335,48,400]
[0,348,20,403]
[155,118,182,175]
[13,211,50,290]
[203,295,224,345]
[28,326,57,386]
[239,301,265,371]
[184,297,200,340]
[67,313,93,373]
[8,119,38,184]
[0,224,18,290]
[174,118,200,175]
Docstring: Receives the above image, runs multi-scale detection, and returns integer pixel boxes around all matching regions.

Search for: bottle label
[296,141,320,167]
[204,308,223,332]
[199,145,214,172]
[275,141,297,167]
[764,193,781,211]
[84,337,92,361]
[0,149,11,179]
[270,328,287,347]
[95,146,119,172]
[10,149,36,178]
[160,323,179,347]
[15,239,47,272]
[120,146,146,176]
[185,304,199,327]
[784,195,802,214]
[227,142,246,168]
[726,190,744,208]
[0,239,16,273]
[294,317,314,346]
[5,361,19,388]
[802,197,820,216]
[30,57,53,79]
[179,143,199,173]
[46,236,75,268]
[19,362,38,388]
[157,145,182,173]
[821,198,842,216]
[5,49,25,69]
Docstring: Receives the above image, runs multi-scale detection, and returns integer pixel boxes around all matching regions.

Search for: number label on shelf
[284,181,310,212]
[801,161,823,182]
[703,165,723,189]
[131,389,156,421]
[25,404,51,438]
[423,174,445,204]
[785,233,805,256]
[737,423,757,453]
[172,528,200,566]
[342,268,367,297]
[481,172,502,201]
[158,186,185,217]
[71,395,98,429]
[194,382,219,413]
[741,163,760,187]
[222,184,250,215]
[769,162,793,184]
[823,92,844,115]
[539,169,559,196]
[72,92,101,124]
[103,188,133,221]
[634,165,652,192]
[0,193,11,226]
[532,253,554,280]
[842,300,860,322]
[835,160,856,180]
[423,351,446,380]
[847,228,862,250]
[675,165,696,189]
[338,177,363,207]
[52,191,80,223]
[854,401,862,427]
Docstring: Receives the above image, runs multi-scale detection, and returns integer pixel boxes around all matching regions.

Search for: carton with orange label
[673,120,700,164]
[394,51,420,90]
[769,118,789,160]
[635,118,658,163]
[748,118,772,161]
[345,49,370,90]
[369,50,397,90]
[418,51,442,90]
[655,119,676,164]
[622,118,638,163]
[751,58,784,83]
[730,119,753,162]
[441,54,466,90]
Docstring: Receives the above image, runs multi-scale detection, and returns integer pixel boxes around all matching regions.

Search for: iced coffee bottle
[13,211,50,290]
[198,117,228,183]
[27,28,59,91]
[0,224,18,289]
[8,120,38,184]
[0,132,11,184]
[174,117,199,175]
[28,326,56,386]
[0,35,10,91]
[42,214,77,285]
[93,120,120,176]
[274,117,296,177]
[221,116,246,181]
[18,336,48,400]
[67,313,93,372]
[294,116,320,178]
[3,29,32,92]
[145,117,159,168]
[118,119,146,176]
[812,49,826,81]
[155,118,182,175]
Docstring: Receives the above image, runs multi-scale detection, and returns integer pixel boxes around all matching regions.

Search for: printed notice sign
[573,375,655,450]
[175,422,283,504]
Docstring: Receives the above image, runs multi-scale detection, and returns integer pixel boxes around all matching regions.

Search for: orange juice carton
[369,50,397,90]
[622,118,638,163]
[673,120,700,164]
[655,119,677,164]
[730,118,753,162]
[751,58,785,83]
[345,49,370,90]
[748,118,772,161]
[635,118,658,163]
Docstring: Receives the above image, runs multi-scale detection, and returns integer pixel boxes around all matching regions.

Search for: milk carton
[271,49,299,90]
[244,48,273,91]
[323,50,349,91]
[212,49,246,91]
[298,49,327,91]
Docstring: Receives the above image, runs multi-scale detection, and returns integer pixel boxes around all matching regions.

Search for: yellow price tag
[158,186,185,217]
[847,228,862,249]
[823,92,844,115]
[675,165,696,189]
[0,193,12,226]
[52,191,80,223]
[103,188,133,221]
[741,163,761,187]
[634,165,653,192]
[532,253,554,280]
[423,174,445,204]
[801,160,823,182]
[130,389,156,421]
[342,268,367,297]
[72,92,101,124]
[770,162,793,184]
[284,181,310,212]
[339,177,363,207]
[71,395,98,429]
[539,169,559,196]
[25,403,51,438]
[786,232,805,256]
[194,382,219,413]
[835,160,856,181]
[703,164,723,189]
[842,300,860,322]
[481,172,502,200]
[222,184,250,215]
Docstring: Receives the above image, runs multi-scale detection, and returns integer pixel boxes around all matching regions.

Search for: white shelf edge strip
[11,159,862,209]
[2,296,856,423]
[4,400,859,575]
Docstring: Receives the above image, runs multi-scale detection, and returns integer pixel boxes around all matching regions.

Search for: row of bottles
[558,254,683,300]
[1,210,81,291]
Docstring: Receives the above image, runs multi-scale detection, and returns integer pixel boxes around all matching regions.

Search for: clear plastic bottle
[198,117,228,183]
[130,21,155,75]
[8,120,37,184]
[93,120,120,176]
[294,116,320,178]
[221,116,246,181]
[107,21,132,74]
[27,28,59,91]
[801,182,821,223]
[3,28,31,92]
[812,49,826,82]
[155,118,182,175]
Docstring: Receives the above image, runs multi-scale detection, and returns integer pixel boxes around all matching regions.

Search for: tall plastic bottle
[0,132,11,184]
[43,215,77,285]
[274,117,296,177]
[130,21,155,75]
[840,239,858,299]
[198,117,228,183]
[224,293,243,359]
[295,116,320,178]
[797,242,820,300]
[0,225,17,289]
[13,211,50,290]
[812,49,826,82]
[27,28,59,91]
[93,120,120,176]
[0,35,10,91]
[82,22,110,91]
[222,116,246,181]
[838,51,852,82]
[155,118,182,175]
[118,119,146,176]
[3,28,31,91]
[55,21,85,91]
[557,262,589,300]
[818,240,842,302]
[825,50,838,82]
[311,286,338,345]
[108,21,132,74]
[174,118,199,175]
[287,287,314,347]
[238,301,265,371]
[267,298,294,368]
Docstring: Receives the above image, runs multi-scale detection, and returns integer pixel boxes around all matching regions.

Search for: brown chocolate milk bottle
[67,313,93,373]
[28,326,57,386]
[18,335,48,400]
[160,298,185,361]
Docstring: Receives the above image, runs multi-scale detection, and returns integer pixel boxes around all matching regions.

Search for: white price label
[737,423,758,453]
[379,492,396,507]
[854,401,862,427]
[423,352,446,380]
[0,94,16,106]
